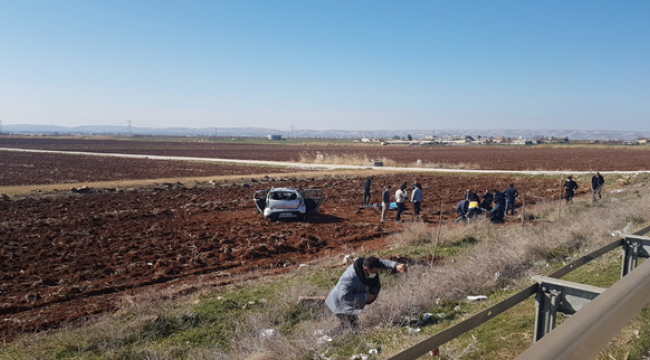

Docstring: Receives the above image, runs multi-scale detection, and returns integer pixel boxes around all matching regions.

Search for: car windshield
[269,191,298,201]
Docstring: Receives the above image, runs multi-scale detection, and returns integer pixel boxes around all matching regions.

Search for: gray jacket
[325,259,398,315]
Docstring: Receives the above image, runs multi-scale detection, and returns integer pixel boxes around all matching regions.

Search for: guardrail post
[384,228,650,360]
[621,240,640,277]
[532,276,605,342]
[534,286,560,341]
[516,248,650,360]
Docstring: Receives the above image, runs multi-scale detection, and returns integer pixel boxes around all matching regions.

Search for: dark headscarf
[353,257,382,302]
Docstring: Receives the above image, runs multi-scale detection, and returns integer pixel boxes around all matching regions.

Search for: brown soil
[0,150,309,186]
[2,138,650,171]
[0,172,577,341]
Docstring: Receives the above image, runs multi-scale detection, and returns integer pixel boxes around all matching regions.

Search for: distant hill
[1,124,649,140]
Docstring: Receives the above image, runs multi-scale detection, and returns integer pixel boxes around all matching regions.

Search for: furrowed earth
[0,150,309,186]
[0,171,572,341]
[2,137,650,170]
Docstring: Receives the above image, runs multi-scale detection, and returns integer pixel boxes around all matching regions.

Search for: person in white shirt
[395,182,408,221]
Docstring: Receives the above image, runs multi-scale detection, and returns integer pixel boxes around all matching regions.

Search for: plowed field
[0,171,576,341]
[2,137,650,171]
[0,150,308,186]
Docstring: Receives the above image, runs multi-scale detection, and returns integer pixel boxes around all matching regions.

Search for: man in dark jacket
[362,177,372,206]
[564,175,579,204]
[504,183,519,216]
[591,172,605,201]
[481,189,494,211]
[326,256,407,334]
[491,189,505,223]
[465,189,479,202]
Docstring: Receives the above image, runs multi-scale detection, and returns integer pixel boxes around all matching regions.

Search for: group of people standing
[563,172,605,203]
[362,177,423,222]
[362,172,607,225]
[381,180,423,222]
[330,172,607,336]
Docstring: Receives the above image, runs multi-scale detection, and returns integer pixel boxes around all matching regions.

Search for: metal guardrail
[386,224,650,360]
[515,248,650,360]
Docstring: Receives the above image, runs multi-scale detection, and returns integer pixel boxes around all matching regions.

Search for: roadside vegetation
[2,174,650,360]
[298,151,480,170]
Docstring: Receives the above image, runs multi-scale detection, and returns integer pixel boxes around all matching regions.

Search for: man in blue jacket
[326,256,407,334]
[504,183,519,216]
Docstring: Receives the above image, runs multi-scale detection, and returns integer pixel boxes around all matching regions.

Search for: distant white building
[512,139,534,145]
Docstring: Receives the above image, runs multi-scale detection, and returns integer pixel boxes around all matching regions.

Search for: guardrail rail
[386,224,650,360]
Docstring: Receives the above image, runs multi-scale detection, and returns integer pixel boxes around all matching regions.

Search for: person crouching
[325,256,407,335]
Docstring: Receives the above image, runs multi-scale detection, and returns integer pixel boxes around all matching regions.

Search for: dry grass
[4,184,650,360]
[365,193,650,328]
[297,151,481,170]
[198,188,650,359]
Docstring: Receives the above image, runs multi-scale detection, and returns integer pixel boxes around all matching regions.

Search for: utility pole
[214,127,218,139]
[127,119,132,136]
[290,125,295,139]
[0,119,3,135]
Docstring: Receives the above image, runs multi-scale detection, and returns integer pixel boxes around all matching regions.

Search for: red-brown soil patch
[2,137,650,171]
[0,150,308,186]
[0,172,582,341]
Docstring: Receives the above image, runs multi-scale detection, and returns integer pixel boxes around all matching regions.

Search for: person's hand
[366,293,377,302]
[396,264,408,273]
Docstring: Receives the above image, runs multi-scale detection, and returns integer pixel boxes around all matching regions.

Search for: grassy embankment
[2,174,650,360]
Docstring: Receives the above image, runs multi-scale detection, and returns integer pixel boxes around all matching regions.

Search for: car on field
[253,187,324,221]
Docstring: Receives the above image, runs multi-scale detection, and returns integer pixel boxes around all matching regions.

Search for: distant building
[512,139,534,145]
[439,135,475,144]
[267,134,283,141]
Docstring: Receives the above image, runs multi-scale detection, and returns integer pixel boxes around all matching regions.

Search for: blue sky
[0,1,648,131]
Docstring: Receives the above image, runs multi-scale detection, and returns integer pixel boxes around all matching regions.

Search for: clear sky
[1,1,648,131]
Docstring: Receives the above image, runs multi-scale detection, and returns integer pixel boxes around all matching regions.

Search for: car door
[301,189,324,213]
[253,189,268,213]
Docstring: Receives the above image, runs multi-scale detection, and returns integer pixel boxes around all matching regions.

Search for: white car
[253,187,324,221]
